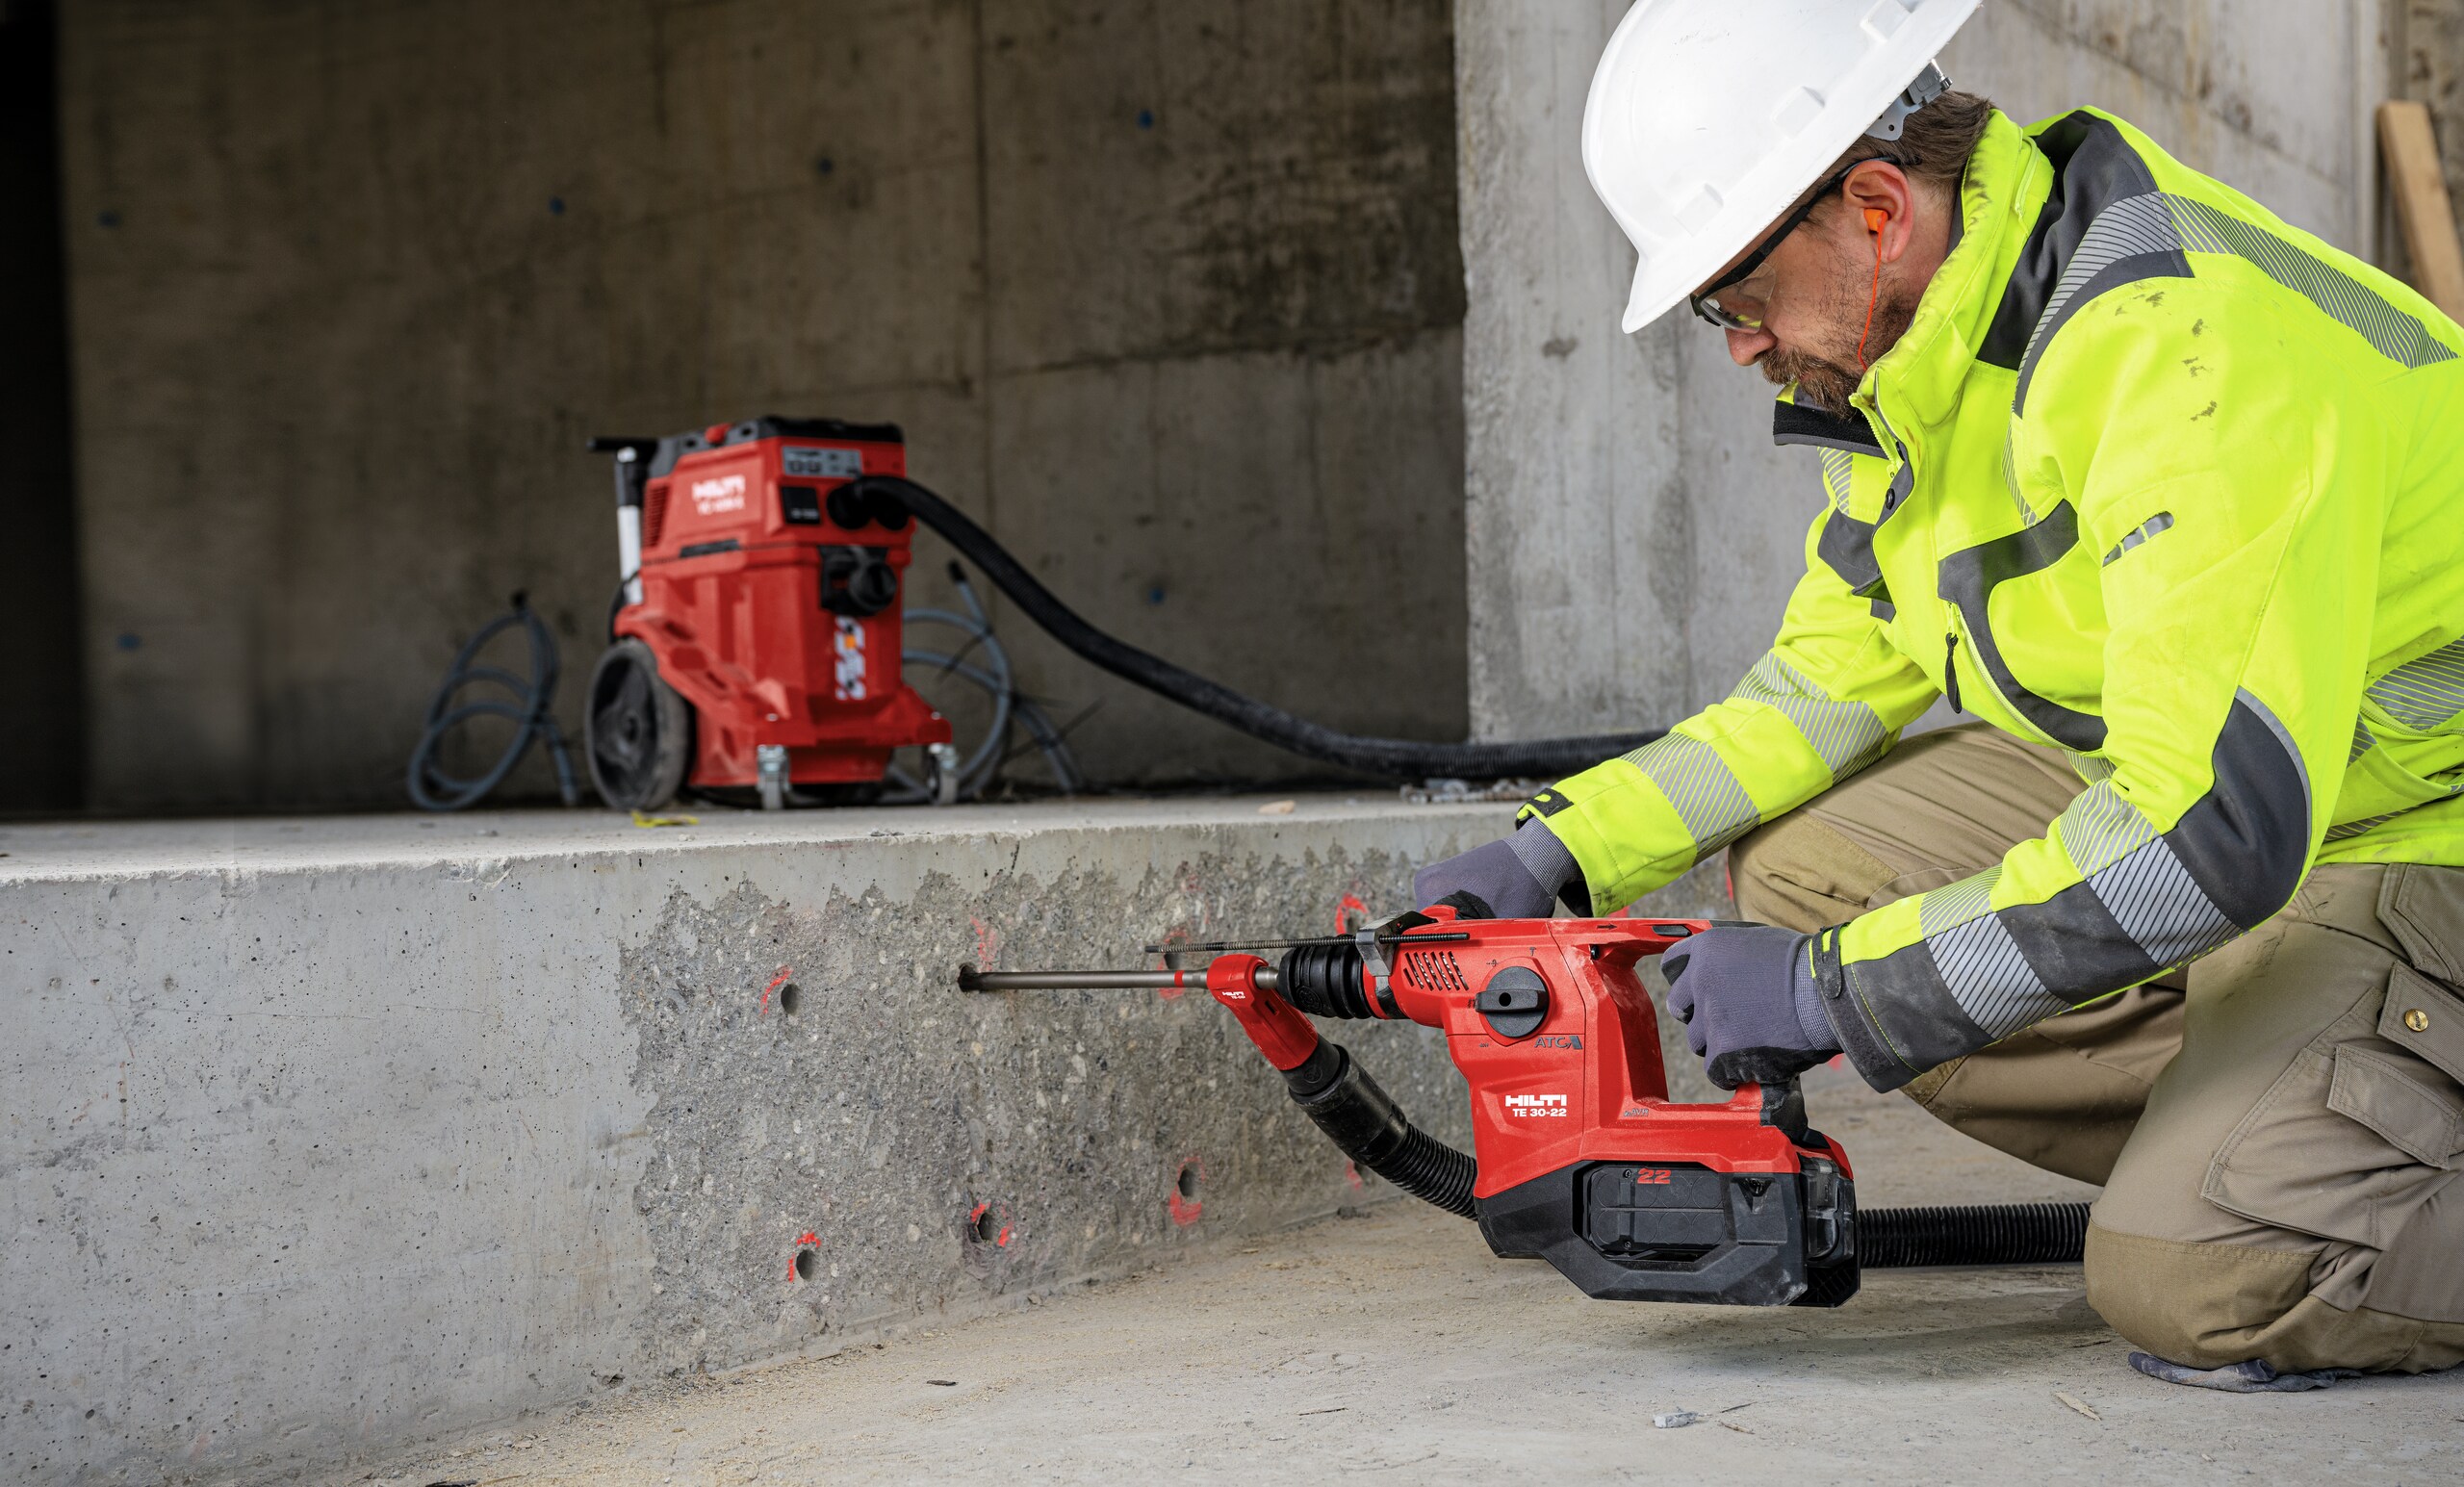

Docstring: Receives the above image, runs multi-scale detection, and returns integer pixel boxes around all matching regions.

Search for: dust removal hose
[845,474,1665,781]
[1279,1038,1479,1218]
[1271,945,2091,1267]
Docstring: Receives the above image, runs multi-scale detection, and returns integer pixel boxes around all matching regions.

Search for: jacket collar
[1863,110,2049,429]
[1766,111,2052,448]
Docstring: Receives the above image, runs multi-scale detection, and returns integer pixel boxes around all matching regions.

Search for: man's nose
[1727,325,1776,365]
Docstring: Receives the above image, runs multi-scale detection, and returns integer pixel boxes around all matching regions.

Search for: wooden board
[2378,100,2464,323]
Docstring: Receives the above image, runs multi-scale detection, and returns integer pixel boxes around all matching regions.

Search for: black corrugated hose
[1278,1038,1478,1218]
[1271,936,2093,1270]
[846,474,1665,781]
[1280,1034,2090,1265]
[1857,1202,2092,1268]
[1291,1043,2091,1266]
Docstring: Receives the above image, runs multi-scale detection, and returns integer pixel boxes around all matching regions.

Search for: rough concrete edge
[0,804,1514,886]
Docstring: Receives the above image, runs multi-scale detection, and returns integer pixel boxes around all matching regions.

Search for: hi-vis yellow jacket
[1527,107,2464,1090]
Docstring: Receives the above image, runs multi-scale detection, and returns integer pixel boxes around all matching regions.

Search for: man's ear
[1842,160,1917,263]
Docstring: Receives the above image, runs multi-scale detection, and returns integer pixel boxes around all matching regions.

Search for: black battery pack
[1476,1156,1858,1307]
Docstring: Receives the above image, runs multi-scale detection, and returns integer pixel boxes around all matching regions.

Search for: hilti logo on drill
[690,474,749,515]
[1503,1092,1570,1118]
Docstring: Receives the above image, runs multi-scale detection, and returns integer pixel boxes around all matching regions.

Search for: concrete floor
[371,1067,2462,1486]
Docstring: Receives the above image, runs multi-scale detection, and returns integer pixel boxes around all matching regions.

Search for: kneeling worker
[1419,0,2464,1389]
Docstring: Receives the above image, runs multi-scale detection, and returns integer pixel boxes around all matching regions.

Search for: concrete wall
[55,0,1469,811]
[1457,0,2400,741]
[0,799,1749,1484]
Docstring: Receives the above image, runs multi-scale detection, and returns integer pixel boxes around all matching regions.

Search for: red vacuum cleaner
[584,414,1671,811]
[586,420,954,810]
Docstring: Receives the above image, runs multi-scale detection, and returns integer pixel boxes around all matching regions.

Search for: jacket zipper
[1876,391,1967,717]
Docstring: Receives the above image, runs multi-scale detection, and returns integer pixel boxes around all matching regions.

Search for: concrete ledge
[1,795,1727,1483]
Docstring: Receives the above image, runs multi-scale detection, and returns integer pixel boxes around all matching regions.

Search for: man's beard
[1757,265,1921,414]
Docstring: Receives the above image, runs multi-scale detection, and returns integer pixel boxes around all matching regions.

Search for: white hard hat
[1582,0,1984,333]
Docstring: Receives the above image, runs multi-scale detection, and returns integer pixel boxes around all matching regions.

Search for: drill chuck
[1276,940,1376,1019]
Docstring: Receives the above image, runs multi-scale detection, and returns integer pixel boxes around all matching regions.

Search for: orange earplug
[1863,207,1887,234]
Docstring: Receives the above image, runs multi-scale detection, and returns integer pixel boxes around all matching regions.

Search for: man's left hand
[1661,923,1840,1089]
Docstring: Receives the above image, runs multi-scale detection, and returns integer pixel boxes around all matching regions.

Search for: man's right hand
[1412,821,1579,920]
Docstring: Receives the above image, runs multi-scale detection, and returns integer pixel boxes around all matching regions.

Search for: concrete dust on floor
[376,1070,2460,1486]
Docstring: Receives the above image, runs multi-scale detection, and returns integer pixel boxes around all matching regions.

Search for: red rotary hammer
[962,905,2087,1308]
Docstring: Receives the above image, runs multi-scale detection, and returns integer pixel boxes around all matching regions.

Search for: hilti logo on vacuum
[690,474,749,515]
[1503,1092,1570,1119]
[834,615,868,701]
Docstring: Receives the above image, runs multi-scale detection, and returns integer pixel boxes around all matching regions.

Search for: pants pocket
[2327,1046,2463,1168]
[2203,991,2464,1251]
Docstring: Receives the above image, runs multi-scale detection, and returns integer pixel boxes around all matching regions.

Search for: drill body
[1231,910,1860,1306]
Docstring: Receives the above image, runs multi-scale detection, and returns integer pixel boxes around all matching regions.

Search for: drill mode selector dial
[1476,965,1550,1040]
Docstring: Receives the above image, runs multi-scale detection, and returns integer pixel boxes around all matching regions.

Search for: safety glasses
[1688,165,1857,332]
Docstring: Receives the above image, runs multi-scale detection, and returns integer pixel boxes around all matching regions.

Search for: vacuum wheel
[586,638,693,810]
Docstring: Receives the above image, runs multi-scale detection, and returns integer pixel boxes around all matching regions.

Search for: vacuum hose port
[822,546,900,617]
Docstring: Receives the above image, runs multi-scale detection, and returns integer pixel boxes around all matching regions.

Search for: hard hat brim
[1587,0,1982,336]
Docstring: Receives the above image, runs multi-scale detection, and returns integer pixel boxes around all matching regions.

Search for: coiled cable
[407,593,579,810]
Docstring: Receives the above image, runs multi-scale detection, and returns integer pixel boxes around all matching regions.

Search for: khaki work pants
[1730,724,2464,1373]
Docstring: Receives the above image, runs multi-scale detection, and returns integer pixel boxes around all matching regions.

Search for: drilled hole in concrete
[974,1210,999,1243]
[778,982,801,1015]
[1176,1163,1200,1201]
[793,1247,817,1281]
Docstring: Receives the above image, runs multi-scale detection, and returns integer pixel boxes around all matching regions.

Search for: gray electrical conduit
[881,566,1085,804]
[847,475,1668,780]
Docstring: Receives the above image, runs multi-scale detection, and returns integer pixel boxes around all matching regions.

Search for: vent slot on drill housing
[1401,950,1469,992]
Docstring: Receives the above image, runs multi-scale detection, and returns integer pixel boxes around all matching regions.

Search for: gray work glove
[1412,819,1580,920]
[2127,1352,2361,1393]
[1661,923,1840,1090]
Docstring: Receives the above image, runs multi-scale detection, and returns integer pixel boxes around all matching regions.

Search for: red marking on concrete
[787,1232,821,1283]
[760,965,794,1015]
[1345,1160,1364,1192]
[1167,1157,1206,1227]
[798,1231,819,1244]
[970,917,1000,969]
[968,1201,990,1222]
[1334,893,1369,936]
[996,1226,1013,1247]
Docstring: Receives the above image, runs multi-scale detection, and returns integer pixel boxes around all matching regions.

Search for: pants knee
[2081,1224,2262,1367]
[1726,812,1886,932]
[2080,1223,2416,1372]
